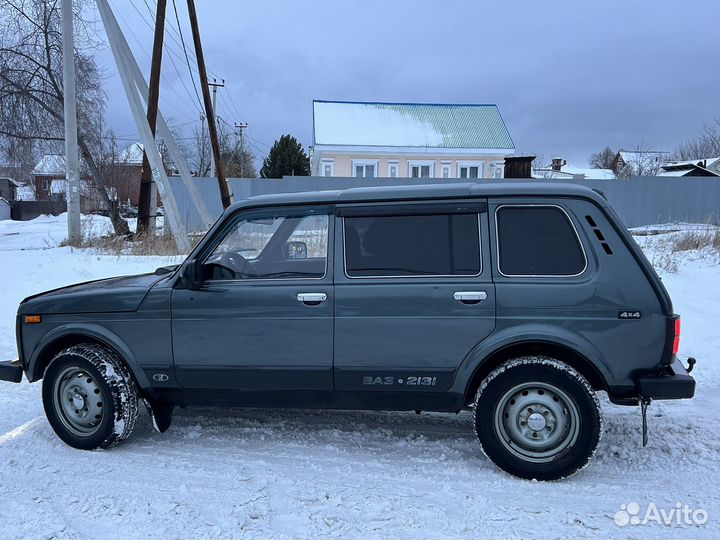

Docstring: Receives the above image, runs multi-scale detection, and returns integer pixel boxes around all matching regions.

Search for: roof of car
[229,182,608,211]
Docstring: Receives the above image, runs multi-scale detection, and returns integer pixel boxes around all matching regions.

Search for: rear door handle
[297,292,327,305]
[454,291,488,304]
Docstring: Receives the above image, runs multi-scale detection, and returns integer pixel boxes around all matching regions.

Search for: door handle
[297,292,327,305]
[454,291,487,304]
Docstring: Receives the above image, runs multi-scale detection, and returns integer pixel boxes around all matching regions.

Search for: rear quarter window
[496,205,586,276]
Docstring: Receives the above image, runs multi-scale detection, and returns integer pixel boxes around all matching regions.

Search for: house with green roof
[311,100,515,179]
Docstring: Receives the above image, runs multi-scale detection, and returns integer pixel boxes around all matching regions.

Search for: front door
[172,205,334,391]
[333,201,496,398]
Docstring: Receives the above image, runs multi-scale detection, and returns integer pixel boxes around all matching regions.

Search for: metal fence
[169,176,720,233]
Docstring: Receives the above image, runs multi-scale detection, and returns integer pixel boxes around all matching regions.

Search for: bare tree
[673,119,720,160]
[616,142,666,178]
[188,119,256,177]
[0,0,129,235]
[588,146,616,169]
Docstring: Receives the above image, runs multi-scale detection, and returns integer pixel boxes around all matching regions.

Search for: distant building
[0,177,20,201]
[658,157,720,177]
[108,142,144,206]
[612,150,670,176]
[311,100,515,179]
[30,154,66,200]
[533,157,615,180]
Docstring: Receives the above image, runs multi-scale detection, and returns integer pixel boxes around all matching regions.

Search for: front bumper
[636,357,696,399]
[0,360,23,383]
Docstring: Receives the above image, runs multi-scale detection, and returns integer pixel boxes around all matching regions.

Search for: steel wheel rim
[52,366,105,437]
[493,381,580,463]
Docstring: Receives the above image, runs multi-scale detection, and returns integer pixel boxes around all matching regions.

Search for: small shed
[0,197,11,221]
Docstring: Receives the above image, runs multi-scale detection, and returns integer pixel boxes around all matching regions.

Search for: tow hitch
[638,356,697,446]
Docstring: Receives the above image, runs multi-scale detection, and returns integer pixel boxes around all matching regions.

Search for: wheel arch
[27,324,150,389]
[462,340,609,407]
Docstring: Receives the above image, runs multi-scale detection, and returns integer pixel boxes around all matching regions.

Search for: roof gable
[313,100,514,150]
[31,154,66,176]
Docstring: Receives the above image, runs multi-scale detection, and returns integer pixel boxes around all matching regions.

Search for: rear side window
[496,206,586,276]
[344,213,480,277]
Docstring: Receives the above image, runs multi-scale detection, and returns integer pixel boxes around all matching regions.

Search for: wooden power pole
[137,0,167,235]
[186,0,233,209]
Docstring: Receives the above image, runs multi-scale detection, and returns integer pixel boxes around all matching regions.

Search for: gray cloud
[102,0,719,166]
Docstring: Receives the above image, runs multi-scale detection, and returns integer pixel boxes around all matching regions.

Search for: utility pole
[61,0,81,245]
[137,0,167,235]
[186,0,233,209]
[234,122,247,177]
[208,78,224,179]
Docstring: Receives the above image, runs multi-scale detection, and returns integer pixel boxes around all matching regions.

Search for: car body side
[15,183,675,411]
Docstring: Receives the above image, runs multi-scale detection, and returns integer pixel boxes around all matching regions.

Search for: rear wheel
[474,357,602,480]
[42,344,139,450]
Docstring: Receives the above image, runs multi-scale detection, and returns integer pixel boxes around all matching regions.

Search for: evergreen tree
[260,135,311,178]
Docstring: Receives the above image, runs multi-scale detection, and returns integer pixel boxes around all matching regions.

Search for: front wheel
[42,344,139,450]
[474,357,602,481]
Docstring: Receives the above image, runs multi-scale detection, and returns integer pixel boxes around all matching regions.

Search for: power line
[170,0,204,111]
[113,0,201,118]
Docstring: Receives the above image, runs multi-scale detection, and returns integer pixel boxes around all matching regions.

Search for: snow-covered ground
[0,216,718,539]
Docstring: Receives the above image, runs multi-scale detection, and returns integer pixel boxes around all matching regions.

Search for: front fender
[450,323,612,395]
[27,323,151,390]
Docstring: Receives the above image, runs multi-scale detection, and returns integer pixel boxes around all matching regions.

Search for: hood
[18,273,168,315]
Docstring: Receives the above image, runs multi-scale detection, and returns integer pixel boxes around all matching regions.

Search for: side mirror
[181,258,202,289]
[283,241,307,260]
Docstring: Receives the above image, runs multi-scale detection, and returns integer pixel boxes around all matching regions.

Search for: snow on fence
[169,176,720,233]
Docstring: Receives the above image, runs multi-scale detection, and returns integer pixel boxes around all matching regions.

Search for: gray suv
[0,183,696,480]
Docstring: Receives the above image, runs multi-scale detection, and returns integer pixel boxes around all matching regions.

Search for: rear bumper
[636,357,696,400]
[0,360,23,383]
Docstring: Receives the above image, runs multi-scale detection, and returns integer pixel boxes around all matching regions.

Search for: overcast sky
[100,0,719,166]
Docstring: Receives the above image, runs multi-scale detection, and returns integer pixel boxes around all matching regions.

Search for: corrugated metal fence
[170,176,720,233]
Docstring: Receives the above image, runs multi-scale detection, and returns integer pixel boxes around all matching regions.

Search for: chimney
[551,157,566,172]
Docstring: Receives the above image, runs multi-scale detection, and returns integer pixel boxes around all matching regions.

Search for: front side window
[496,206,586,276]
[204,212,329,280]
[344,213,480,277]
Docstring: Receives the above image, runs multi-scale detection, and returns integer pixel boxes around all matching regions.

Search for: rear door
[333,200,496,397]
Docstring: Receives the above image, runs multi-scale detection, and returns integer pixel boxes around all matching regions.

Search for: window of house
[409,161,434,178]
[458,161,484,179]
[441,162,452,179]
[203,212,329,280]
[388,162,399,178]
[490,162,504,179]
[344,213,480,277]
[353,160,377,178]
[496,206,586,276]
[321,160,334,177]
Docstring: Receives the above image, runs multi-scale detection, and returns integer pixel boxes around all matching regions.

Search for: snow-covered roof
[31,154,66,176]
[0,197,9,206]
[533,164,615,180]
[618,150,670,164]
[662,157,720,169]
[0,177,21,187]
[313,100,515,150]
[115,142,144,165]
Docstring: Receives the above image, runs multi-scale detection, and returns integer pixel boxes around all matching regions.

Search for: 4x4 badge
[618,311,641,319]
